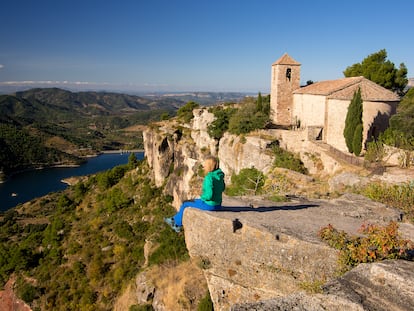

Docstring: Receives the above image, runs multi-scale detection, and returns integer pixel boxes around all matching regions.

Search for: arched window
[286,68,291,81]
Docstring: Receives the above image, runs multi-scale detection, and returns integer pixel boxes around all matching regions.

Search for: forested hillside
[0,157,193,310]
[0,88,182,177]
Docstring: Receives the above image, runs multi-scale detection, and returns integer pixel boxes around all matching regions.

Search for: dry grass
[147,260,208,310]
[114,260,208,310]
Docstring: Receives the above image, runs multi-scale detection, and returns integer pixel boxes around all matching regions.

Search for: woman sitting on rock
[165,156,225,232]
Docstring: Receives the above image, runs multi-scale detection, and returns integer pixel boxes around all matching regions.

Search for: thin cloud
[0,80,104,86]
[0,80,178,93]
[0,64,4,69]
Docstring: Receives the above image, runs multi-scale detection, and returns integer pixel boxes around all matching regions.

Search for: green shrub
[364,140,385,163]
[272,145,307,174]
[177,101,199,123]
[381,128,414,150]
[356,181,414,222]
[225,168,265,196]
[96,164,129,190]
[16,280,40,303]
[207,106,237,140]
[148,228,189,265]
[228,108,268,135]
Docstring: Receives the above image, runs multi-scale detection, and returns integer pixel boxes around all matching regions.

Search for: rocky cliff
[142,107,414,310]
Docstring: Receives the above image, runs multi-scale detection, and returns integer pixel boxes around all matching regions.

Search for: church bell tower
[270,53,301,126]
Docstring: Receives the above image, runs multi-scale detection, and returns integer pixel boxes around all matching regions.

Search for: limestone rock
[143,109,280,208]
[324,260,414,311]
[328,172,369,192]
[135,272,155,305]
[191,108,219,154]
[143,124,176,187]
[232,260,414,310]
[231,292,364,311]
[182,194,407,310]
[218,132,275,183]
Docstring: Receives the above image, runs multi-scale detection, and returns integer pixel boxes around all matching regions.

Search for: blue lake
[0,152,144,211]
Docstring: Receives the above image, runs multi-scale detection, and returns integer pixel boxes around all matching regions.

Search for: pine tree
[343,49,408,96]
[344,88,363,154]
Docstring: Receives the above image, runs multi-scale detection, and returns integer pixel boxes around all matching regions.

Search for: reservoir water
[0,152,144,212]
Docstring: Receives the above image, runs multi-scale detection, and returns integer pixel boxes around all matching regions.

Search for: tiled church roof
[293,76,400,102]
[272,53,301,66]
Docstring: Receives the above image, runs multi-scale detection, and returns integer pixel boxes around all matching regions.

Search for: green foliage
[385,88,414,149]
[344,88,363,154]
[177,101,200,123]
[364,139,385,163]
[0,88,181,176]
[225,168,265,196]
[114,221,134,240]
[128,153,139,168]
[0,122,81,174]
[148,227,189,266]
[319,222,414,274]
[352,123,363,156]
[100,187,133,214]
[0,160,191,310]
[160,112,170,120]
[355,181,414,222]
[73,182,88,203]
[208,94,270,138]
[256,92,263,112]
[272,144,307,174]
[343,49,408,96]
[16,278,40,303]
[257,92,270,116]
[197,291,214,311]
[380,128,414,151]
[96,164,129,190]
[207,106,237,140]
[228,100,269,135]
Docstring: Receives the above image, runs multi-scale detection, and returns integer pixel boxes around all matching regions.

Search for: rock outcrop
[182,194,412,310]
[142,107,414,310]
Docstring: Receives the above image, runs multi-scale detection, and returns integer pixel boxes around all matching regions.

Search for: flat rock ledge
[182,193,414,311]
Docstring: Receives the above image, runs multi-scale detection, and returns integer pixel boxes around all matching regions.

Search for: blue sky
[0,0,413,93]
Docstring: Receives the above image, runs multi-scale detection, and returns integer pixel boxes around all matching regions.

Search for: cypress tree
[256,92,263,112]
[344,88,363,154]
[352,123,363,156]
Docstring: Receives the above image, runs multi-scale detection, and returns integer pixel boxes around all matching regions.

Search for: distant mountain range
[0,88,182,176]
[0,88,249,177]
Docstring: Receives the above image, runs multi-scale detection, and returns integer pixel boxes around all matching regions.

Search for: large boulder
[182,194,410,310]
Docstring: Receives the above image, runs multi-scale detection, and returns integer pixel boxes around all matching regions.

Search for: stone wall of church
[325,99,398,153]
[292,94,325,128]
[363,100,398,144]
[325,99,349,152]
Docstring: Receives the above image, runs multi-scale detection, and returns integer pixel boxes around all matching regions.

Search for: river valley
[0,152,144,211]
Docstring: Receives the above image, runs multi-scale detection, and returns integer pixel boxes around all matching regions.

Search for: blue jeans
[173,199,221,226]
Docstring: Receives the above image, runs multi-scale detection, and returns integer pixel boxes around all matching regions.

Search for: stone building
[270,53,400,153]
[270,53,301,126]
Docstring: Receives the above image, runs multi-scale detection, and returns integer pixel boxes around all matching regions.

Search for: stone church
[270,53,400,153]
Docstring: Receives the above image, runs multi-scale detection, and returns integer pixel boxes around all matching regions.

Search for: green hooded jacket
[200,168,225,206]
